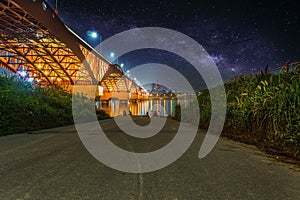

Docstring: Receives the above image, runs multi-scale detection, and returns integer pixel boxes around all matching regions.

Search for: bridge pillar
[99,91,131,117]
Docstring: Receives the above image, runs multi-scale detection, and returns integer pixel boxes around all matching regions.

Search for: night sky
[46,0,300,86]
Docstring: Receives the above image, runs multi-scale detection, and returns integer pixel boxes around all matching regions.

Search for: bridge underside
[0,0,85,85]
[0,0,147,99]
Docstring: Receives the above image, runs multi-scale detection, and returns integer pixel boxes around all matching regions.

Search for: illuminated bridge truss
[0,0,87,85]
[0,0,146,96]
[100,64,140,93]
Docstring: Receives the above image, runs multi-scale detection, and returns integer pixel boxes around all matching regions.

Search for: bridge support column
[99,91,131,117]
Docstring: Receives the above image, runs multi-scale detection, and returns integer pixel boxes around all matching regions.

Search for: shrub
[0,76,110,135]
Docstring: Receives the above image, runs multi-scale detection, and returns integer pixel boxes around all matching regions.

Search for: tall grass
[197,67,300,159]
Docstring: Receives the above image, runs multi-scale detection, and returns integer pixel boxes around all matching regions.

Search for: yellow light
[98,85,104,96]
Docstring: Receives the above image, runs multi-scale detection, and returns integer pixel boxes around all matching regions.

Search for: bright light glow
[19,71,27,77]
[98,85,104,96]
[120,63,124,68]
[126,70,130,73]
[91,31,98,38]
[28,78,34,82]
[110,52,115,57]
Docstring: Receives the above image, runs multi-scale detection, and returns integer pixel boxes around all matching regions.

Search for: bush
[0,76,110,135]
[174,104,181,121]
[96,109,111,120]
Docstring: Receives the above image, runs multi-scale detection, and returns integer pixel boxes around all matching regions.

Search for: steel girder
[0,0,108,86]
[0,0,146,96]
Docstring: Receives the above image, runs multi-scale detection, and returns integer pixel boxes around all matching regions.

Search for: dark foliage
[0,76,109,135]
[189,67,300,159]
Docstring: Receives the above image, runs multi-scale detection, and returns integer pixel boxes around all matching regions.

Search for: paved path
[0,119,299,199]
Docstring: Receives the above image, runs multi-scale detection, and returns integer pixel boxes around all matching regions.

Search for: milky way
[46,0,300,83]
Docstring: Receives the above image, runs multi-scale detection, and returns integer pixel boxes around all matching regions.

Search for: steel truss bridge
[0,0,147,105]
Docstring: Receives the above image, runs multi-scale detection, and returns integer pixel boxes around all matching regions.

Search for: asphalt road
[0,118,299,200]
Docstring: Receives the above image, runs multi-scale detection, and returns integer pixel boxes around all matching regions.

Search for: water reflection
[129,99,178,117]
[99,96,192,117]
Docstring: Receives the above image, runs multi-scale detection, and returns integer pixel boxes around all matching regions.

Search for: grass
[192,66,300,160]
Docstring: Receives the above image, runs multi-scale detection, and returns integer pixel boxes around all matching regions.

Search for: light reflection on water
[100,98,188,117]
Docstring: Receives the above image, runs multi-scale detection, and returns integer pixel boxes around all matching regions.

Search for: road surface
[0,118,299,199]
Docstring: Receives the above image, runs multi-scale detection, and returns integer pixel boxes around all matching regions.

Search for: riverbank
[0,76,110,136]
[194,67,300,161]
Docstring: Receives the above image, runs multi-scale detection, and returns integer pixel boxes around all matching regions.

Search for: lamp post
[110,52,119,64]
[87,30,102,52]
[120,63,126,72]
[231,67,236,77]
[91,31,97,39]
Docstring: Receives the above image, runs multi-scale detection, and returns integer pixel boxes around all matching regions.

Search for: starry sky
[46,0,300,86]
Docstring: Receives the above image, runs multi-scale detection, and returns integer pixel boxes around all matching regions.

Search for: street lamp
[231,67,237,77]
[87,30,98,39]
[91,31,98,38]
[110,52,118,64]
[87,30,102,51]
[120,63,126,72]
